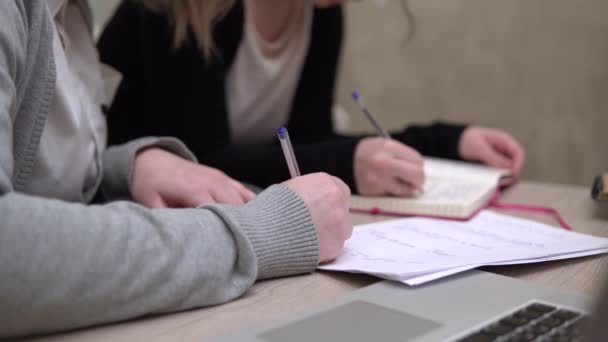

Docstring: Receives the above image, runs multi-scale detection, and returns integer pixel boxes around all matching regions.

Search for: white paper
[424,157,508,184]
[319,211,608,285]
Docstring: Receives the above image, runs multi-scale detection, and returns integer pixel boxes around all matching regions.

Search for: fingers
[210,181,256,205]
[183,192,215,208]
[283,172,353,263]
[188,169,256,206]
[383,139,424,165]
[461,127,526,176]
[211,187,248,205]
[229,180,257,203]
[145,194,169,209]
[330,175,353,240]
[488,133,525,176]
[511,150,525,177]
[381,157,425,191]
[384,177,419,197]
[328,174,352,199]
[199,181,255,206]
[354,138,426,197]
[476,142,512,170]
[380,140,424,192]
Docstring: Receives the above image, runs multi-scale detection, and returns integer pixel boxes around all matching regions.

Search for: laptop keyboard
[457,302,588,342]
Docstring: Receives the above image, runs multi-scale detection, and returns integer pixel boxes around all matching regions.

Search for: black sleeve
[287,5,344,143]
[393,122,468,159]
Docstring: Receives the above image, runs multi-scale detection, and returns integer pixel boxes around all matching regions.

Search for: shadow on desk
[314,270,378,287]
[484,255,600,277]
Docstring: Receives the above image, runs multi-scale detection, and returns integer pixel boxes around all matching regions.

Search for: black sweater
[98,0,466,192]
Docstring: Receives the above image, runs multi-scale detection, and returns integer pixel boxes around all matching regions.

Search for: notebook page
[424,157,510,184]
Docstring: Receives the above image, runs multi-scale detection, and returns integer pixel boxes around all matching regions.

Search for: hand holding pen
[351,91,425,197]
[277,127,354,262]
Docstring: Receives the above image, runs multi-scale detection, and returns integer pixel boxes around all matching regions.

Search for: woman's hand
[354,137,425,197]
[458,126,525,177]
[132,148,256,208]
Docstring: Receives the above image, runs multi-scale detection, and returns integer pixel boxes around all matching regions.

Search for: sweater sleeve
[0,2,20,192]
[0,186,318,339]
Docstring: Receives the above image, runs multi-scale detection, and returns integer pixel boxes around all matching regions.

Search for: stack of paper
[319,211,608,285]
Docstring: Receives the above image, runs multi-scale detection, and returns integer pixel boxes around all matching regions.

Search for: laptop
[215,270,608,341]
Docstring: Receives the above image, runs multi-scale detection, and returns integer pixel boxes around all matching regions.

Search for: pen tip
[351,91,360,101]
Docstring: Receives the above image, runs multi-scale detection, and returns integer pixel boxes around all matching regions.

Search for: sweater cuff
[101,137,198,200]
[206,185,319,280]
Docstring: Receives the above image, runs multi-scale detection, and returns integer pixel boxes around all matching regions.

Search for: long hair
[144,0,235,59]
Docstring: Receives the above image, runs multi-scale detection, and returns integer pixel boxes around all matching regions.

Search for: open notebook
[350,157,512,220]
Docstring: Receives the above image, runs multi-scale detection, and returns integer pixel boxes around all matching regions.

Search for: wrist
[458,126,477,160]
[133,148,166,177]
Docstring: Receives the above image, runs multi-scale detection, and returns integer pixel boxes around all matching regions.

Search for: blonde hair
[144,0,235,59]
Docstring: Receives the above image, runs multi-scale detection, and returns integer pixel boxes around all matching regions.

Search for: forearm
[0,186,317,338]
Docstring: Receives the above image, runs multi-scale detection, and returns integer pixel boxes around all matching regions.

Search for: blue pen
[277,127,301,178]
[352,90,391,139]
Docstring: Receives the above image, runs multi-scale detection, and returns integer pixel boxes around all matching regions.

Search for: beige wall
[92,1,608,186]
[338,0,608,186]
[90,0,120,36]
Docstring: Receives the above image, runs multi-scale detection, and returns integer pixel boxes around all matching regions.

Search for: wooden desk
[29,181,608,342]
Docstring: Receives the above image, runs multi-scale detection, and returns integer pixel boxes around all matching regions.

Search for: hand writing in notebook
[350,91,525,197]
[354,137,425,197]
[351,91,425,197]
[458,126,525,178]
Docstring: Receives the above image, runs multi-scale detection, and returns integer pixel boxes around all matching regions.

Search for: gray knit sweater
[0,1,319,338]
